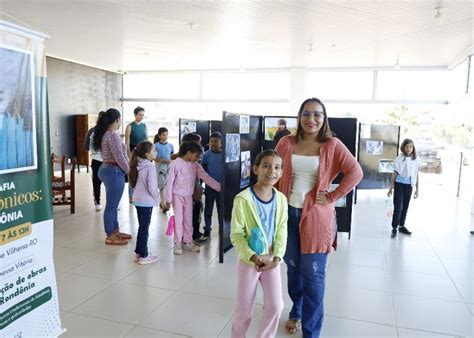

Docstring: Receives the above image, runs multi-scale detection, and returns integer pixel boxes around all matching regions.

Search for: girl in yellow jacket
[230,149,288,338]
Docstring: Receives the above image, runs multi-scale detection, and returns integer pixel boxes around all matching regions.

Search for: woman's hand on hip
[316,192,330,205]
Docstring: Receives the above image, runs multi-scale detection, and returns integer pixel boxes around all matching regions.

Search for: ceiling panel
[1,0,472,71]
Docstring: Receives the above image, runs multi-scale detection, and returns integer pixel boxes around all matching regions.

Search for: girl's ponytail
[128,141,154,188]
[129,149,140,188]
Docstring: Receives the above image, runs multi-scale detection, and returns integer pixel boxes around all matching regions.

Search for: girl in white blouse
[388,139,421,237]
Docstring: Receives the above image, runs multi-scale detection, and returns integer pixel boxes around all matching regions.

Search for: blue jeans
[204,187,221,234]
[98,164,125,236]
[391,182,412,228]
[135,206,153,258]
[284,206,328,338]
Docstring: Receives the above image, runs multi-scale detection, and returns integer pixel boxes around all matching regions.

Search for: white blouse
[289,154,320,208]
[392,155,421,187]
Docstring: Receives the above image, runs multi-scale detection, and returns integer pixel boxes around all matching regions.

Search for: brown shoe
[113,229,132,240]
[105,234,128,245]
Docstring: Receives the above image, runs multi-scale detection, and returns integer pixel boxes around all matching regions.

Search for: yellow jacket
[230,187,288,266]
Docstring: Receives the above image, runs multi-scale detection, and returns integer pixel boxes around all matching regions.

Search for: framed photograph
[366,140,384,155]
[329,184,347,208]
[225,133,240,163]
[239,115,250,134]
[378,159,395,173]
[240,151,251,188]
[0,46,37,174]
[180,121,197,140]
[264,117,297,142]
[360,124,371,139]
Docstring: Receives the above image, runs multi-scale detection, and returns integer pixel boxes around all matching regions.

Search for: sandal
[113,229,132,240]
[285,319,301,335]
[105,234,128,245]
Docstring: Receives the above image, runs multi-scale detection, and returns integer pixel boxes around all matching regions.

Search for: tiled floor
[53,173,473,337]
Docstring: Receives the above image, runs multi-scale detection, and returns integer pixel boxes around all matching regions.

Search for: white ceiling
[1,0,473,71]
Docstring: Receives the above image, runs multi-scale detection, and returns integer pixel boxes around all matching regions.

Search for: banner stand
[0,20,63,336]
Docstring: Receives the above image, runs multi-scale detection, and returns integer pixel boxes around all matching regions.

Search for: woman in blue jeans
[275,98,363,337]
[93,108,132,245]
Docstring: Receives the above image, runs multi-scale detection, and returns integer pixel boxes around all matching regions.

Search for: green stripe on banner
[0,287,52,329]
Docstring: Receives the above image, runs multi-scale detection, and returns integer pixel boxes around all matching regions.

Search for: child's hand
[165,201,171,209]
[250,254,265,268]
[256,257,281,272]
[387,188,393,197]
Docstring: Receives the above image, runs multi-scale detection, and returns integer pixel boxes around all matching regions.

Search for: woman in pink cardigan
[275,98,363,337]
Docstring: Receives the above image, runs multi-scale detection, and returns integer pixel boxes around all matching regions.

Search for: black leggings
[391,182,413,229]
[91,159,103,204]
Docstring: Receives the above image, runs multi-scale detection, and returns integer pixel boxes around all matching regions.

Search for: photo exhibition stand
[178,118,222,150]
[355,123,401,203]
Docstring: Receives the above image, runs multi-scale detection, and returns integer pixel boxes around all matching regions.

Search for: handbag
[165,209,175,236]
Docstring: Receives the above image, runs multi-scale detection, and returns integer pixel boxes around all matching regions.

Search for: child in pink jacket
[165,141,221,255]
[129,141,160,265]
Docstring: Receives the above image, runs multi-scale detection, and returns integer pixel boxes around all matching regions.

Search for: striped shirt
[101,130,130,173]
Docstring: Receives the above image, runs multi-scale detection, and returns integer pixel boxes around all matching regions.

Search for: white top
[89,132,103,162]
[289,154,320,208]
[392,155,421,187]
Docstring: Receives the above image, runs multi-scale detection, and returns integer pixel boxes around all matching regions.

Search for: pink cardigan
[275,136,363,254]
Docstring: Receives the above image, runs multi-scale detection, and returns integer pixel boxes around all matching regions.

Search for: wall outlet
[55,131,60,136]
[67,158,71,164]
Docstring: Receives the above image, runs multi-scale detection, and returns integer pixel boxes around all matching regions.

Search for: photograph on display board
[240,151,251,188]
[329,184,347,208]
[180,121,197,140]
[0,46,37,174]
[360,124,371,139]
[239,115,250,134]
[366,140,384,155]
[265,117,297,143]
[378,159,395,173]
[225,133,240,163]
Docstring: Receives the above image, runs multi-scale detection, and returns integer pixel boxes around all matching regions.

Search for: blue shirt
[395,174,411,185]
[250,187,276,245]
[154,142,174,161]
[202,149,222,182]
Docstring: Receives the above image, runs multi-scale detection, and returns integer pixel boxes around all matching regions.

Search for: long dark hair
[179,141,202,157]
[129,141,154,188]
[295,98,332,143]
[400,138,417,160]
[92,108,121,151]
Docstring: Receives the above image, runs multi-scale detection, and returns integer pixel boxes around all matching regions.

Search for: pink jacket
[165,157,221,202]
[132,158,160,206]
[275,136,363,254]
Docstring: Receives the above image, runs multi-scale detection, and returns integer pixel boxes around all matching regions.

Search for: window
[306,71,374,100]
[376,70,449,101]
[202,72,289,100]
[123,73,200,99]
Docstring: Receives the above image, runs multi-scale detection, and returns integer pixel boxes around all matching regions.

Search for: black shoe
[391,229,397,238]
[470,231,474,235]
[399,226,412,235]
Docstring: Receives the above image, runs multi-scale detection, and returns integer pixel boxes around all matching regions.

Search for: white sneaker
[174,243,183,255]
[183,242,200,252]
[137,255,158,265]
[95,204,102,211]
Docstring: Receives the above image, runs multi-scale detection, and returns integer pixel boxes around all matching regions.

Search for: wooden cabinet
[76,114,98,169]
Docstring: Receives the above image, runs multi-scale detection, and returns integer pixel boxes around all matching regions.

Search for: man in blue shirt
[199,132,222,241]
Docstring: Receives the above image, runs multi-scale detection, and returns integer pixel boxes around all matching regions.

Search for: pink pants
[172,195,193,244]
[231,260,284,338]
